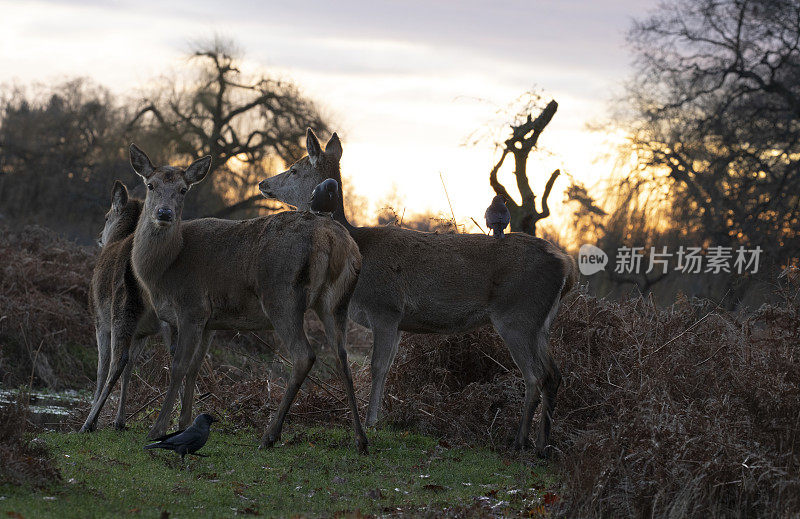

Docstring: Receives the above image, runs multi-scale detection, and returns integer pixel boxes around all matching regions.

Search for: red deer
[80,181,189,433]
[259,129,577,456]
[129,144,368,453]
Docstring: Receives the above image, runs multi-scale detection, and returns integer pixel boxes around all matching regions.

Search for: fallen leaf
[525,505,546,517]
[542,492,559,505]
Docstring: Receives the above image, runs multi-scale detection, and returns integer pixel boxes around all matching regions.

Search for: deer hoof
[146,426,167,441]
[259,433,279,450]
[510,438,530,452]
[364,410,379,428]
[113,421,128,431]
[356,436,369,456]
[536,445,551,460]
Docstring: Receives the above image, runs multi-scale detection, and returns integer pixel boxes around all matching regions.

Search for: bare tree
[482,94,562,236]
[129,37,331,217]
[623,0,800,270]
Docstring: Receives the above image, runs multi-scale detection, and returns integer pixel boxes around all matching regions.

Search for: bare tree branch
[619,0,800,289]
[537,169,561,220]
[485,96,562,235]
[488,148,514,207]
[128,39,331,218]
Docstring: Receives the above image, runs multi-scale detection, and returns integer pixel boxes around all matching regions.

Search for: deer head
[97,180,128,247]
[258,128,342,210]
[129,144,211,228]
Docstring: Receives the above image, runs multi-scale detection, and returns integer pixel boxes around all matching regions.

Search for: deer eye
[180,187,187,195]
[147,183,154,191]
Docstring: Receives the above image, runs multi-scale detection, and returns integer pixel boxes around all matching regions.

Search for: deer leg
[80,327,131,433]
[92,325,111,406]
[365,317,402,427]
[147,321,203,440]
[491,315,545,451]
[113,335,146,430]
[321,307,369,454]
[536,352,561,458]
[178,330,214,429]
[532,290,562,458]
[160,321,177,357]
[260,301,315,449]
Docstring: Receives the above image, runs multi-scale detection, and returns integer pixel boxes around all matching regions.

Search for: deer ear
[129,143,155,179]
[306,128,323,166]
[325,132,342,162]
[111,180,128,209]
[184,155,212,185]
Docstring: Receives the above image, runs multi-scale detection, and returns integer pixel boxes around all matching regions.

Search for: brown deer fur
[259,129,578,455]
[128,144,367,453]
[80,181,180,433]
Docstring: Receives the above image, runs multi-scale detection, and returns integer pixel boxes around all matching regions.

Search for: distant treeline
[0,39,329,244]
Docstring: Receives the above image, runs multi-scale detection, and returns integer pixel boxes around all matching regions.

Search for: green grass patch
[0,425,553,518]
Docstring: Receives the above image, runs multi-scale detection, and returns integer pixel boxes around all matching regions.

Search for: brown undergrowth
[89,273,799,518]
[0,224,96,388]
[4,225,799,516]
[0,396,61,487]
[380,274,800,518]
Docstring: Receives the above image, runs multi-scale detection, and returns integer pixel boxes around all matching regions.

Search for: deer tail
[560,252,578,298]
[307,223,361,312]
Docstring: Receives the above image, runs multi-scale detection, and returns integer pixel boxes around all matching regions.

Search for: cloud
[0,0,659,230]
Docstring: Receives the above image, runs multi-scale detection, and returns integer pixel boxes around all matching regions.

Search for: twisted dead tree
[489,99,561,236]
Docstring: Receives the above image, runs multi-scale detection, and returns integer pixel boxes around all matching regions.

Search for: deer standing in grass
[80,181,186,433]
[259,129,577,456]
[128,144,368,453]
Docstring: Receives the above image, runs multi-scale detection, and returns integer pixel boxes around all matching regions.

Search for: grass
[0,425,554,518]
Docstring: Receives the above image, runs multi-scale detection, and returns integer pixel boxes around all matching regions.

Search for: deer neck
[327,162,354,232]
[105,200,143,247]
[131,210,184,291]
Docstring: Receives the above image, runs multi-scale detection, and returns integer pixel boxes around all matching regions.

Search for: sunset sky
[1,0,658,232]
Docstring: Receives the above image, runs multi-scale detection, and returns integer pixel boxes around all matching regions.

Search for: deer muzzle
[156,207,174,223]
[258,179,273,198]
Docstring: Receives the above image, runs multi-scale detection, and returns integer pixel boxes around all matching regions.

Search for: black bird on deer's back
[143,413,216,461]
[485,195,511,238]
[310,178,339,215]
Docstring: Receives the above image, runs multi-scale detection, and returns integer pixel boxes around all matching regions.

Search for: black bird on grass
[310,178,339,215]
[143,413,216,461]
[485,195,511,238]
